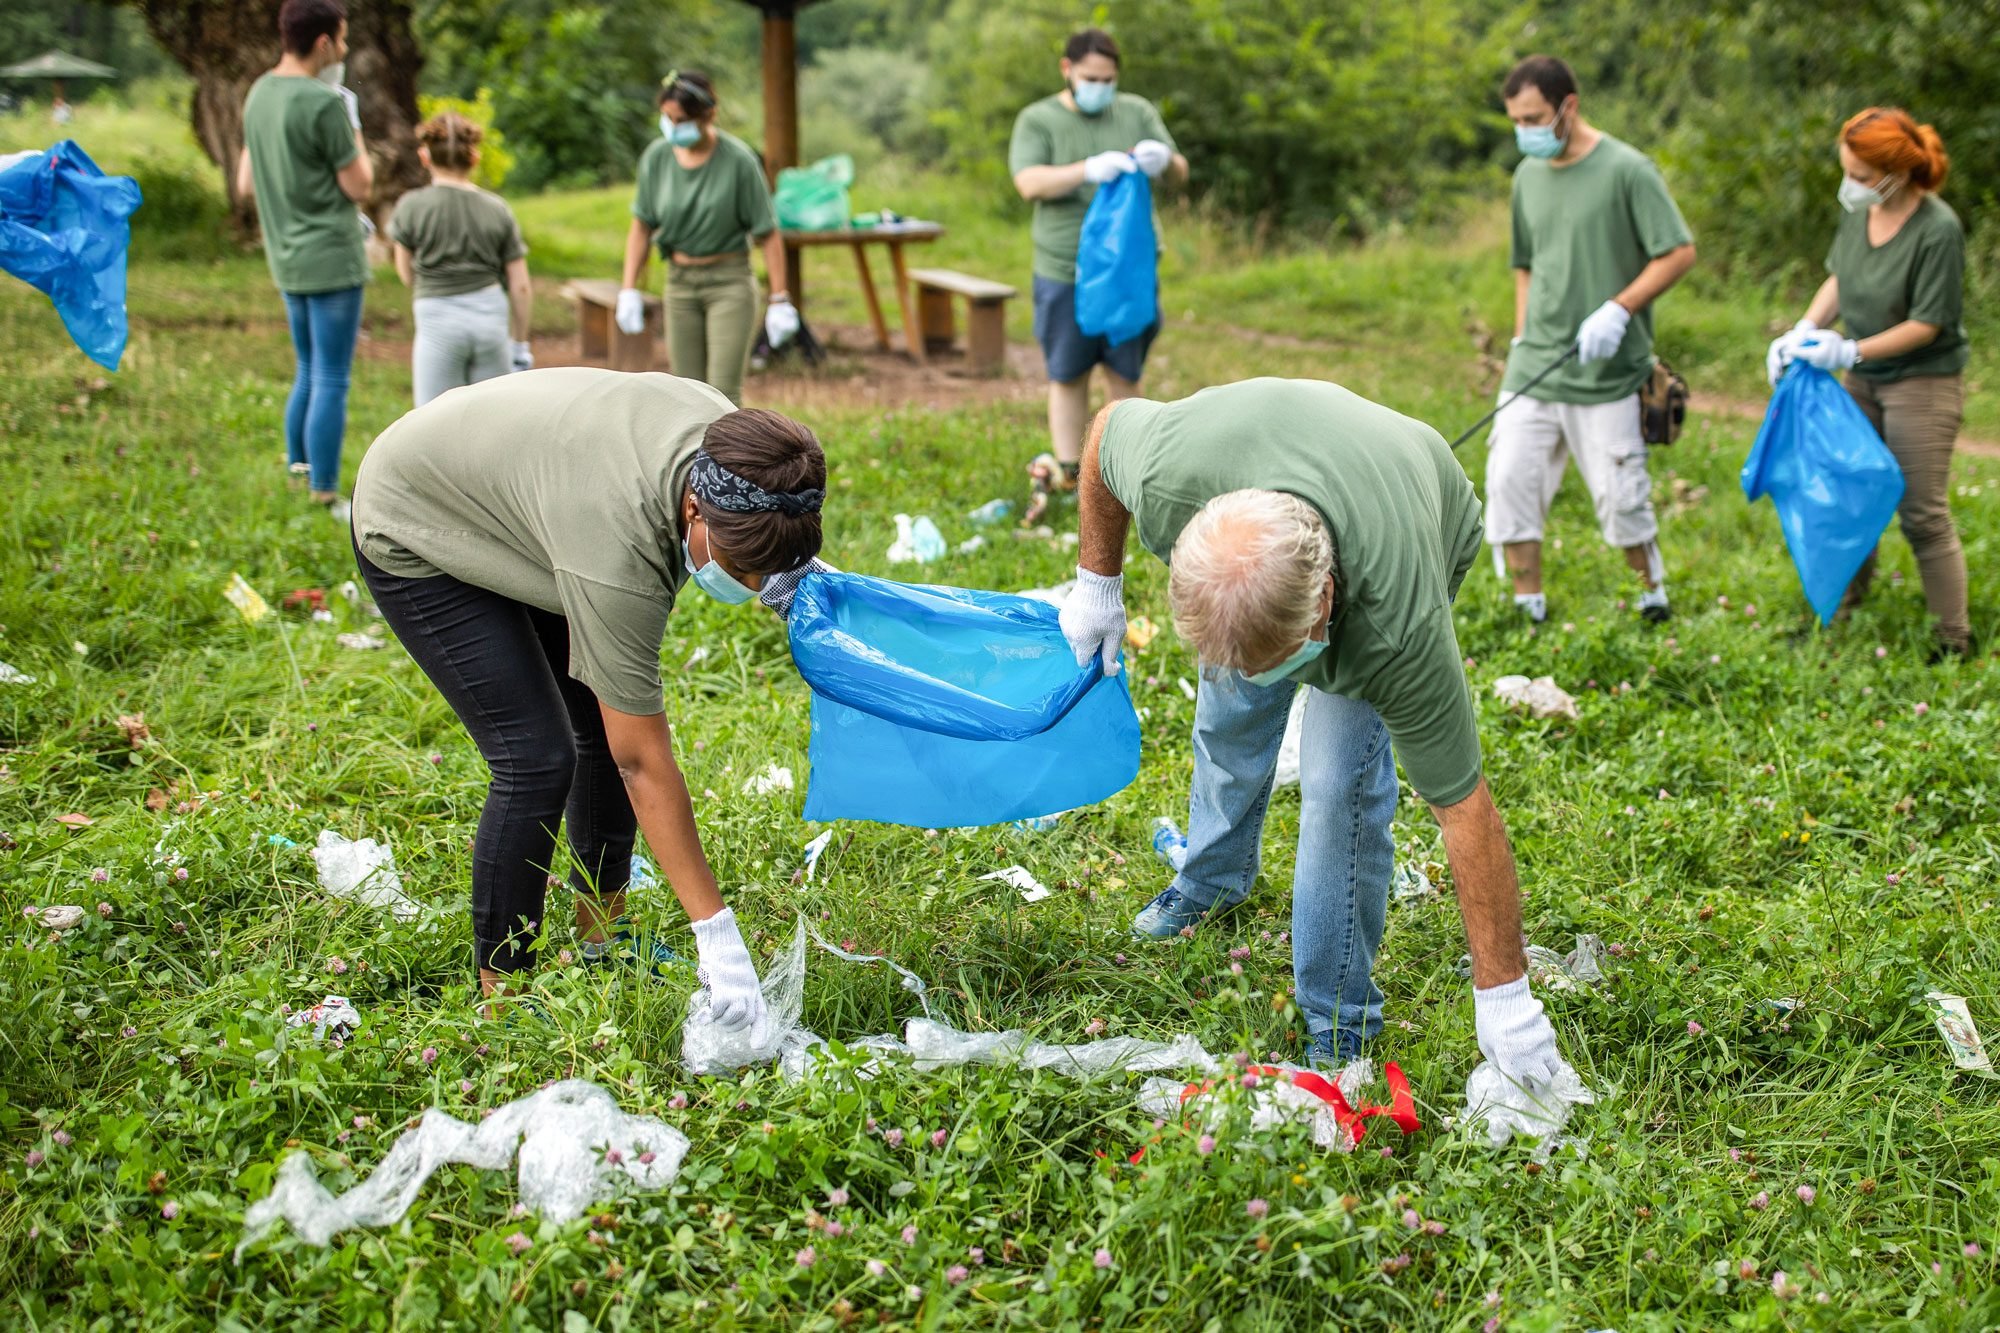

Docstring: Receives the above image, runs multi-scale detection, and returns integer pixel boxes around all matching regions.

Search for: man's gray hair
[1168,489,1333,672]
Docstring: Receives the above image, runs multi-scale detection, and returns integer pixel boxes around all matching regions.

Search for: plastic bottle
[967,499,1013,526]
[1150,816,1187,872]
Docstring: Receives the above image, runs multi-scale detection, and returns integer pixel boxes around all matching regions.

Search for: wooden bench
[560,278,662,372]
[909,268,1017,375]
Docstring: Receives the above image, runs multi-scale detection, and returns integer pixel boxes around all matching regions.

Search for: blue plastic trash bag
[0,140,142,370]
[1074,168,1156,347]
[1740,364,1904,624]
[789,572,1141,827]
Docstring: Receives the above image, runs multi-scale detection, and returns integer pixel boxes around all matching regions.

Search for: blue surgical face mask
[662,116,702,148]
[1243,629,1328,687]
[1514,100,1569,160]
[682,531,757,605]
[1073,78,1116,116]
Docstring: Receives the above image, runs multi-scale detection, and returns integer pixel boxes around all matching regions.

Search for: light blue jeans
[281,285,364,493]
[1174,669,1397,1051]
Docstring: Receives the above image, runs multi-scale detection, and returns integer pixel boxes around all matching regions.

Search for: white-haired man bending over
[1059,377,1573,1092]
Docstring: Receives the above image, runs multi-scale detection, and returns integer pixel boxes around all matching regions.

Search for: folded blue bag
[1074,168,1156,347]
[1740,364,1904,624]
[0,140,142,370]
[788,572,1141,827]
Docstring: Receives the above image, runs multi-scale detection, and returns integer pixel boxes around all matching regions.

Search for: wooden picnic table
[782,220,944,364]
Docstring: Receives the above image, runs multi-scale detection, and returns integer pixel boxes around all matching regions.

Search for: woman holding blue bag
[1766,108,1971,657]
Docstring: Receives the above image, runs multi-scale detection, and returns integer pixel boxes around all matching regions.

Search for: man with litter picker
[1490,54,1696,625]
[1061,377,1578,1102]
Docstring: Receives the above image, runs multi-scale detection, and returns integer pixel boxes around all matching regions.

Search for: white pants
[1483,391,1660,558]
[411,285,510,407]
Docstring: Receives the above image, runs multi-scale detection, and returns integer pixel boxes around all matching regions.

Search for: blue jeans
[1174,670,1397,1048]
[281,286,364,492]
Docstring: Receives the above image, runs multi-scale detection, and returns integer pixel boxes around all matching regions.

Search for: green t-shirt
[242,74,368,295]
[1099,378,1487,806]
[387,184,527,300]
[631,131,777,260]
[1826,194,1969,383]
[353,369,728,715]
[1007,92,1176,284]
[1505,134,1692,404]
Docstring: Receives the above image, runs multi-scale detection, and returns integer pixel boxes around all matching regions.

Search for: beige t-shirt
[353,368,729,714]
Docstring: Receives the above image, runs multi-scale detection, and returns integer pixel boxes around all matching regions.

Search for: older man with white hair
[1060,377,1573,1091]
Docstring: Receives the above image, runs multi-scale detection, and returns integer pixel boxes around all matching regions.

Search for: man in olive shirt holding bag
[1060,378,1577,1098]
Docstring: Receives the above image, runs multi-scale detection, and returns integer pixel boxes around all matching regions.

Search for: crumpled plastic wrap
[905,1018,1220,1078]
[1492,674,1580,720]
[36,904,85,932]
[1137,1059,1383,1152]
[236,1079,689,1258]
[1461,1060,1595,1157]
[285,994,362,1039]
[1455,934,1608,991]
[310,830,421,922]
[886,514,946,564]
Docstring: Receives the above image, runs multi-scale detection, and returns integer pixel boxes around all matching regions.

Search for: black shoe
[1927,637,1972,665]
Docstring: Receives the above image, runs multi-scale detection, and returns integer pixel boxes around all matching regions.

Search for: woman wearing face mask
[389,111,534,406]
[615,70,795,407]
[1767,108,1972,657]
[351,367,835,1024]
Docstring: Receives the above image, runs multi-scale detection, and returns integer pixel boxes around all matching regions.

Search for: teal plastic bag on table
[774,153,854,231]
[1740,364,1904,624]
[1074,168,1156,346]
[788,572,1141,827]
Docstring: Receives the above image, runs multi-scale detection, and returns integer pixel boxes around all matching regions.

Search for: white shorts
[1482,391,1659,552]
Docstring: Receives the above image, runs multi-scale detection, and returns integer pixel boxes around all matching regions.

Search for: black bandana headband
[688,449,824,517]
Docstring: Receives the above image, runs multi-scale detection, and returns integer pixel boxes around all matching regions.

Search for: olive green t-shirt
[242,74,369,294]
[1506,134,1692,404]
[631,131,777,260]
[1007,92,1176,284]
[353,369,728,715]
[1826,194,1969,383]
[1099,378,1487,806]
[387,184,527,300]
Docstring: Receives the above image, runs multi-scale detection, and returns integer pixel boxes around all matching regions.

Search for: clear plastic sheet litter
[310,830,421,922]
[1492,674,1580,720]
[1460,1060,1595,1158]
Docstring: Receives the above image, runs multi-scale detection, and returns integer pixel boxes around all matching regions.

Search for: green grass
[3,103,2000,1330]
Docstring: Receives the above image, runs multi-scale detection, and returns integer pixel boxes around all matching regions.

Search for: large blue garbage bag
[1074,168,1156,347]
[0,140,142,370]
[789,572,1142,827]
[1740,364,1904,624]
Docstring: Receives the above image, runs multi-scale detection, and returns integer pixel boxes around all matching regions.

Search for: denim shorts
[1031,274,1160,384]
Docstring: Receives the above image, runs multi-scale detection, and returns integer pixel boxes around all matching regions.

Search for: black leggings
[355,538,636,974]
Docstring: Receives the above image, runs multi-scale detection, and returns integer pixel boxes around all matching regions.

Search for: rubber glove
[764,293,799,348]
[614,288,646,336]
[1131,139,1173,178]
[1792,331,1860,373]
[1058,566,1126,675]
[335,85,360,132]
[1083,150,1137,185]
[509,340,533,373]
[1574,299,1631,364]
[690,907,767,1033]
[1764,318,1816,385]
[1472,975,1568,1088]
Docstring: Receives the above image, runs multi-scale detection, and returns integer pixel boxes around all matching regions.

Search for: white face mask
[1838,173,1899,213]
[316,59,345,88]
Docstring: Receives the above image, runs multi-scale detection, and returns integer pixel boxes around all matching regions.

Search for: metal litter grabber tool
[1449,343,1580,451]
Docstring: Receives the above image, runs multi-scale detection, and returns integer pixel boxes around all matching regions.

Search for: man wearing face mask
[1008,27,1188,526]
[352,368,837,1025]
[1489,55,1696,627]
[1061,378,1578,1099]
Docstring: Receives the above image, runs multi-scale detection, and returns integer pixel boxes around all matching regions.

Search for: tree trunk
[132,1,427,239]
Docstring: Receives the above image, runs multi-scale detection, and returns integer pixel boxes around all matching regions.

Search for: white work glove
[335,85,361,132]
[509,340,533,373]
[1765,318,1816,385]
[689,907,767,1034]
[764,294,799,348]
[1083,150,1138,185]
[1574,299,1631,364]
[1473,975,1568,1088]
[1791,331,1860,373]
[614,287,646,336]
[1131,139,1173,178]
[1058,566,1126,675]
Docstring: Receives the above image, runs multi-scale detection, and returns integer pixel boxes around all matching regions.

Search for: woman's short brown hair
[416,111,482,172]
[698,409,826,575]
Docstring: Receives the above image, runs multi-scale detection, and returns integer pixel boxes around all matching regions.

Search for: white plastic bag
[1461,1060,1594,1156]
[1492,674,1579,720]
[1136,1058,1380,1152]
[741,763,794,796]
[905,1017,1219,1078]
[886,514,946,564]
[310,830,421,922]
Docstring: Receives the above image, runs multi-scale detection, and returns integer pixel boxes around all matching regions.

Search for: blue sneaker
[1130,886,1248,939]
[580,917,683,978]
[1306,1029,1365,1073]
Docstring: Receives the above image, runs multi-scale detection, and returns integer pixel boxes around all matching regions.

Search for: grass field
[3,97,2000,1329]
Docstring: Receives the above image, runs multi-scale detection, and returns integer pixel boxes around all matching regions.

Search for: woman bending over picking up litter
[351,368,835,1024]
[1765,107,1972,659]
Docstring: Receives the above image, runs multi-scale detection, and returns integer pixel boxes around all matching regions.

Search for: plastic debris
[1454,934,1606,990]
[908,1018,1218,1078]
[629,852,658,891]
[1274,687,1308,787]
[1015,580,1074,607]
[682,645,710,671]
[0,661,36,684]
[979,865,1050,903]
[1125,616,1158,650]
[309,830,421,922]
[37,904,85,932]
[800,829,834,882]
[1923,991,1997,1078]
[1178,677,1196,701]
[742,763,794,797]
[1011,811,1066,834]
[283,588,329,615]
[886,513,947,564]
[956,535,986,554]
[1492,675,1579,720]
[968,499,1012,525]
[1392,862,1439,903]
[1142,1059,1419,1153]
[266,833,299,849]
[286,994,362,1039]
[237,1080,689,1257]
[1151,816,1188,872]
[1461,1060,1595,1157]
[335,632,385,650]
[223,573,270,624]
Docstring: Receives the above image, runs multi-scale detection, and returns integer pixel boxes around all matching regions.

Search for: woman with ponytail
[1766,108,1972,657]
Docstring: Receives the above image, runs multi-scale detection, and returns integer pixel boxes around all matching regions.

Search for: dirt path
[1691,390,2000,459]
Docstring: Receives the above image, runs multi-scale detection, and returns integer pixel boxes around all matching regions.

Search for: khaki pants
[1842,372,1969,648]
[1483,390,1661,552]
[666,253,758,407]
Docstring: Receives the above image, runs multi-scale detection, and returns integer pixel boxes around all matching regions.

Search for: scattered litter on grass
[1178,678,1196,701]
[335,632,385,651]
[0,661,36,684]
[285,994,361,1039]
[1011,811,1066,833]
[1012,525,1057,542]
[956,535,986,554]
[1151,816,1187,872]
[979,865,1050,903]
[1274,687,1308,787]
[282,589,328,616]
[37,905,85,932]
[310,831,421,922]
[1454,935,1606,990]
[1142,1059,1418,1152]
[682,646,710,671]
[800,829,834,882]
[911,1018,1218,1078]
[1125,616,1158,650]
[886,514,947,564]
[223,573,270,623]
[1392,863,1438,903]
[630,853,658,891]
[1461,1061,1595,1157]
[266,833,298,849]
[1492,675,1579,720]
[236,1080,689,1257]
[967,499,1012,525]
[1922,991,1996,1078]
[1016,580,1074,607]
[742,763,794,797]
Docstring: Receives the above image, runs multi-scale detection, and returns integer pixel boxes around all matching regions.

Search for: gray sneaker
[1131,886,1248,939]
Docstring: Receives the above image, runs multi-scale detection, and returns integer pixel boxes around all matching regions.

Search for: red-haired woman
[1767,108,1971,657]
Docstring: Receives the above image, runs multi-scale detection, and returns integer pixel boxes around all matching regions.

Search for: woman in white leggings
[388,111,534,405]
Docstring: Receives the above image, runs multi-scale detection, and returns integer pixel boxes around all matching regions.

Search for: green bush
[798,45,934,170]
[416,88,514,191]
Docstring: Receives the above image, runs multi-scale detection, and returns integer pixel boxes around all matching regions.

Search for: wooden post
[760,7,803,310]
